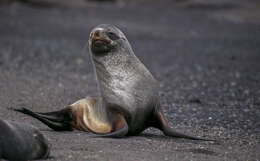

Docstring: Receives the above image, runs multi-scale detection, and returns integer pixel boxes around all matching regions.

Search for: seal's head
[89,24,128,54]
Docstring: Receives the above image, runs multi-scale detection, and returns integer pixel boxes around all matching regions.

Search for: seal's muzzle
[89,26,119,54]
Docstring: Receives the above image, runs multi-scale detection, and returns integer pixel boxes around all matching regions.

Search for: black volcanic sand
[0,1,259,161]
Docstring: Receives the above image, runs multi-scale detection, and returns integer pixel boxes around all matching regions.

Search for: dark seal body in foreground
[0,119,50,161]
[15,24,214,141]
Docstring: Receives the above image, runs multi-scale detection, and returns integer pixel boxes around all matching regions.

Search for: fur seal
[14,24,214,141]
[0,119,50,161]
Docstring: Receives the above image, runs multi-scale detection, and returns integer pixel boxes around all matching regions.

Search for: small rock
[189,97,202,104]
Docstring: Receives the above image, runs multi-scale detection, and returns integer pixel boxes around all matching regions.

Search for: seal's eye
[107,32,119,40]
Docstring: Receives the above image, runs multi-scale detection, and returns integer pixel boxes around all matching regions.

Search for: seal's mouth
[91,36,114,54]
[92,37,111,46]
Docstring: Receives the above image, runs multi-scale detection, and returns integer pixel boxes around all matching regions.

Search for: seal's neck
[90,44,138,101]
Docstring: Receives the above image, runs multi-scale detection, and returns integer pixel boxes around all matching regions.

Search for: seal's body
[0,119,50,161]
[15,24,214,140]
[92,37,159,135]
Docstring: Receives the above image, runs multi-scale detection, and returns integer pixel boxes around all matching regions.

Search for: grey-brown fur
[89,24,159,135]
[88,24,214,140]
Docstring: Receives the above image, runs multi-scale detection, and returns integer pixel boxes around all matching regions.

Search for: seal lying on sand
[0,119,50,161]
[15,24,214,141]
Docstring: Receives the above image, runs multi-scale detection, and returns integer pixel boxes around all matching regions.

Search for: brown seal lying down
[0,119,50,161]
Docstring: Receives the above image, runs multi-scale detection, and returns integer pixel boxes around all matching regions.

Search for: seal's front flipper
[151,104,215,141]
[14,107,73,131]
[162,126,215,141]
[95,124,129,138]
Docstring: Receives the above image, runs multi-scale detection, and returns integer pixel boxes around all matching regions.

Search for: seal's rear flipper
[95,124,129,138]
[151,104,215,141]
[13,107,73,131]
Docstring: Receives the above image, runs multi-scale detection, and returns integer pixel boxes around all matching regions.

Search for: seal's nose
[92,28,105,38]
[94,30,101,37]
